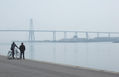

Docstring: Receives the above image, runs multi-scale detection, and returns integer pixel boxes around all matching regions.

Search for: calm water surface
[0,42,119,72]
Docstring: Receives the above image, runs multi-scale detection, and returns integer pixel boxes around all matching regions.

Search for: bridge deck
[0,55,119,77]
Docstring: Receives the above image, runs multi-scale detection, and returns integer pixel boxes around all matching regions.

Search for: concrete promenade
[0,55,119,77]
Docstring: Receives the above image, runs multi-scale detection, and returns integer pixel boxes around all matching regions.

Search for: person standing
[11,42,18,59]
[19,42,25,59]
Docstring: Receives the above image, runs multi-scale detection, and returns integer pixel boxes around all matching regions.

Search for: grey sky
[0,0,119,32]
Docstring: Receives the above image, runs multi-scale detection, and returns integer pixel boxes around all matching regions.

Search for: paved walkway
[0,55,119,77]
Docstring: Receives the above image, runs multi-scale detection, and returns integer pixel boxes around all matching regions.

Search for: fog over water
[0,0,119,72]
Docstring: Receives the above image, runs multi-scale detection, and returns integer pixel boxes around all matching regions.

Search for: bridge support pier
[75,32,78,37]
[64,32,67,39]
[108,33,111,40]
[53,32,56,41]
[97,32,99,38]
[86,32,89,40]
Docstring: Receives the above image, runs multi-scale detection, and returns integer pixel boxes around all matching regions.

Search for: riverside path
[0,55,119,77]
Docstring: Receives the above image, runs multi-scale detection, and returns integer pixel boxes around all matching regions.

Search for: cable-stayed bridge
[0,19,119,42]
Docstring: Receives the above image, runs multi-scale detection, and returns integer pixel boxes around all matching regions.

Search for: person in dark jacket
[11,42,18,59]
[19,42,25,59]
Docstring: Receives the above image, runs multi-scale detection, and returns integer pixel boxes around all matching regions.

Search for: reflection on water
[0,42,119,72]
[29,42,34,59]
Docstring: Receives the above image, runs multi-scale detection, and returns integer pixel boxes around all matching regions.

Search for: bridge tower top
[30,18,33,30]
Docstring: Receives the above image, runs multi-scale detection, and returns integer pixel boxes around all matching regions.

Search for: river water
[0,42,119,72]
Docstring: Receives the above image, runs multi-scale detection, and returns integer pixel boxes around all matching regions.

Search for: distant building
[59,35,119,42]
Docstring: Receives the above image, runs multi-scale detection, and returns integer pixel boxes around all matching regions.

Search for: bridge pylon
[29,19,35,41]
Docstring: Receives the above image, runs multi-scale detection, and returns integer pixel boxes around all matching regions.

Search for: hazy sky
[0,0,119,32]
